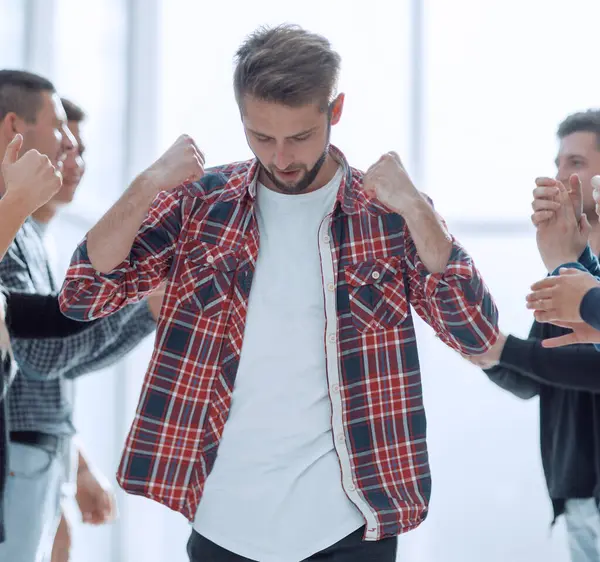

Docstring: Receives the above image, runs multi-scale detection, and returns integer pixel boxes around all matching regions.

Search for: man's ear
[329,93,345,126]
[0,113,26,146]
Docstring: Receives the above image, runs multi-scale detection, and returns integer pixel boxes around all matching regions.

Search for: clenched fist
[76,467,118,525]
[363,152,422,215]
[145,134,205,193]
[1,134,62,212]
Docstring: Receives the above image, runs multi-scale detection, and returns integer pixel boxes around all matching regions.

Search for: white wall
[423,0,600,222]
[2,0,600,560]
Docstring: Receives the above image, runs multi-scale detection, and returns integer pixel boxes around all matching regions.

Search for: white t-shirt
[193,167,364,561]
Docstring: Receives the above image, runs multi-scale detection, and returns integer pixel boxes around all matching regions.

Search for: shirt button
[323,235,331,243]
[337,433,345,443]
[332,383,340,393]
[327,283,335,292]
[206,255,215,264]
[347,482,356,491]
[328,334,336,343]
[371,270,380,280]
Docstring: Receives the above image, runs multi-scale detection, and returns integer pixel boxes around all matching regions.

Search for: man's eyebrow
[247,126,318,139]
[287,127,317,138]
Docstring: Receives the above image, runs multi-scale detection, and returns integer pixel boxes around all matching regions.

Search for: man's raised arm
[59,135,204,320]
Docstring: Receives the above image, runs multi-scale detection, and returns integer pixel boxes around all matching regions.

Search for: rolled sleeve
[60,189,183,321]
[405,231,499,356]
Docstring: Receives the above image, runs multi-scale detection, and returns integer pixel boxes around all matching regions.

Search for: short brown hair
[557,109,600,150]
[0,69,55,123]
[60,98,85,123]
[233,24,341,112]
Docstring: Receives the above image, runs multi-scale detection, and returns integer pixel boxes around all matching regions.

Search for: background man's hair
[233,24,341,112]
[0,69,55,123]
[558,109,600,150]
[60,98,85,123]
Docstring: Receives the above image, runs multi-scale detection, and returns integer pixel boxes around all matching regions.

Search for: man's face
[52,119,85,204]
[241,94,342,194]
[556,131,600,216]
[19,92,76,170]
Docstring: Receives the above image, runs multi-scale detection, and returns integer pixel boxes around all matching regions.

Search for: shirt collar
[221,144,386,216]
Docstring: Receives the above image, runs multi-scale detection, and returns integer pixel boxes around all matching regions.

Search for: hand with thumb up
[1,133,63,214]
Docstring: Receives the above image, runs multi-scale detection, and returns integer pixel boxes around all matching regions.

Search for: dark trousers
[187,526,398,561]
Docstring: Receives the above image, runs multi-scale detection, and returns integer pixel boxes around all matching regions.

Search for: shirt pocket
[176,241,238,317]
[344,257,408,332]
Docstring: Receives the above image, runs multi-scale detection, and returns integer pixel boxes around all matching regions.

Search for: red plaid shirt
[59,146,498,540]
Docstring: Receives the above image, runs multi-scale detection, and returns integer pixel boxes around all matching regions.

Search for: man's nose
[61,125,77,151]
[273,147,293,170]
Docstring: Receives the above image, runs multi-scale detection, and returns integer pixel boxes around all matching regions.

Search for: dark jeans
[187,526,398,561]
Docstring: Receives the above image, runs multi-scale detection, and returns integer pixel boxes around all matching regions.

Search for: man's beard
[261,121,332,195]
[262,148,329,194]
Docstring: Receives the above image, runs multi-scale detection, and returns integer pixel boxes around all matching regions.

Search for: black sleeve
[484,322,540,400]
[580,287,600,332]
[4,292,98,339]
[483,364,540,399]
[489,319,600,392]
[577,245,600,277]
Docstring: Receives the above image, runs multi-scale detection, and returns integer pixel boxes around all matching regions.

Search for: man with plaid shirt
[60,25,499,562]
[0,70,161,562]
